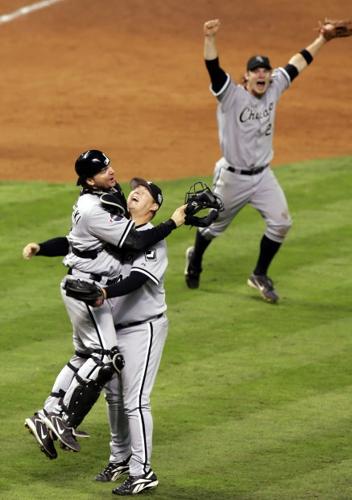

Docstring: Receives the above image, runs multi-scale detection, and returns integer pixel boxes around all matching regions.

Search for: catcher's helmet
[75,150,111,186]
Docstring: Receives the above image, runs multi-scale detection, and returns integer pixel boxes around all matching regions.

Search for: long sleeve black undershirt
[36,219,176,257]
[205,57,228,93]
[104,271,148,298]
[123,219,176,250]
[37,237,69,256]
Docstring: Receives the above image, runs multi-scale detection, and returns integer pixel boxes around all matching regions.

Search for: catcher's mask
[184,181,224,227]
[75,150,111,186]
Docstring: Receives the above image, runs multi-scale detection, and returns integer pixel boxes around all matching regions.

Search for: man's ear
[151,202,159,213]
[86,177,95,187]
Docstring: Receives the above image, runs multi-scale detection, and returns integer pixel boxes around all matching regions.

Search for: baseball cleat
[73,428,90,439]
[24,413,58,460]
[112,469,158,496]
[95,459,130,482]
[247,273,279,303]
[44,413,80,452]
[184,247,201,289]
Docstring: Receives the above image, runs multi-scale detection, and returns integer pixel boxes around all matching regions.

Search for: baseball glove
[184,181,224,227]
[63,278,104,306]
[318,18,352,41]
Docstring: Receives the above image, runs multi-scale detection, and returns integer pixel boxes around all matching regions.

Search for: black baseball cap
[130,177,163,207]
[246,55,272,71]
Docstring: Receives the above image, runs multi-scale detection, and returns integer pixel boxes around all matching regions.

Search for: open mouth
[257,80,266,89]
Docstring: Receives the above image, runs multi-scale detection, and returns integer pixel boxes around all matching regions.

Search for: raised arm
[288,33,327,74]
[203,19,228,93]
[204,18,221,60]
[288,18,351,75]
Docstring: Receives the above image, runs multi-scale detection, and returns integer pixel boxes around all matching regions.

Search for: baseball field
[0,1,351,499]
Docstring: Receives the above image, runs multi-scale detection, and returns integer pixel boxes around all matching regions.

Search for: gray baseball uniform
[104,222,168,477]
[54,192,134,411]
[201,68,292,243]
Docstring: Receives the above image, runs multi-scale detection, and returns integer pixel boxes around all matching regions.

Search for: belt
[115,313,164,330]
[71,246,104,259]
[67,268,119,286]
[227,165,268,175]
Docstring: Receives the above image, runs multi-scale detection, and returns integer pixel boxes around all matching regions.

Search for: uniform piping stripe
[137,323,154,473]
[210,72,231,97]
[278,66,292,86]
[131,267,159,285]
[118,220,135,248]
[85,305,106,378]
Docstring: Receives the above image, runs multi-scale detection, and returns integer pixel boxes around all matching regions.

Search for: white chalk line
[0,0,64,24]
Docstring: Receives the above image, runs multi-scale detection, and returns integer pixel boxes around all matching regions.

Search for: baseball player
[24,178,169,495]
[24,149,185,456]
[95,177,168,495]
[185,18,351,303]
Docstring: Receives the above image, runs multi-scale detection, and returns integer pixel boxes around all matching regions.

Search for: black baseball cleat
[73,428,90,438]
[24,413,58,460]
[247,273,279,303]
[44,413,80,452]
[184,247,201,289]
[112,470,158,496]
[95,458,130,482]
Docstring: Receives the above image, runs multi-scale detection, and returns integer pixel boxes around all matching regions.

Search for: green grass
[1,156,352,499]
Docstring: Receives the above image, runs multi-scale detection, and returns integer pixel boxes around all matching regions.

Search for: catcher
[184,17,352,303]
[23,166,219,467]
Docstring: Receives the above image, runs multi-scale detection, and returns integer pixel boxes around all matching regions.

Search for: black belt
[115,313,164,330]
[72,246,104,259]
[67,268,119,286]
[227,165,268,175]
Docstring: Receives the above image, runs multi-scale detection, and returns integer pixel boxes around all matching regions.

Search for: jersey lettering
[239,102,274,123]
[73,207,81,224]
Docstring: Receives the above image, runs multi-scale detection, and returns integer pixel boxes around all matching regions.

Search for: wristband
[300,49,313,65]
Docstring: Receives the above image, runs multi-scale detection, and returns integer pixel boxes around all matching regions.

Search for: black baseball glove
[63,278,104,306]
[184,181,224,227]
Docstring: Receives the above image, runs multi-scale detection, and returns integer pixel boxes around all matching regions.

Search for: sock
[190,231,212,271]
[253,235,281,276]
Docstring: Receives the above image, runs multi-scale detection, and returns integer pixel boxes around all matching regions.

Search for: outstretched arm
[288,19,351,75]
[288,33,327,74]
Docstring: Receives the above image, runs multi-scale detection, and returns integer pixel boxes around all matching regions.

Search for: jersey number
[264,123,272,136]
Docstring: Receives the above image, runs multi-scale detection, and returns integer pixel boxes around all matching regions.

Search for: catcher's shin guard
[64,362,116,428]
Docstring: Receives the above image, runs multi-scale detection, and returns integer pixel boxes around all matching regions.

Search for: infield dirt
[0,0,350,182]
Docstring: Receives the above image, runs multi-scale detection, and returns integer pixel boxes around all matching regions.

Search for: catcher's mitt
[184,181,224,227]
[63,278,104,306]
[318,18,352,41]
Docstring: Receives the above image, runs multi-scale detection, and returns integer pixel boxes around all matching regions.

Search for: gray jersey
[63,192,134,278]
[112,222,168,325]
[213,67,290,168]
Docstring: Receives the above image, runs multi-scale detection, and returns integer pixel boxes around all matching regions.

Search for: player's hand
[93,288,107,307]
[171,204,187,227]
[22,242,40,260]
[204,19,221,37]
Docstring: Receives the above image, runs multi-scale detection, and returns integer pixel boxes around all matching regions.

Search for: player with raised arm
[185,18,352,303]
